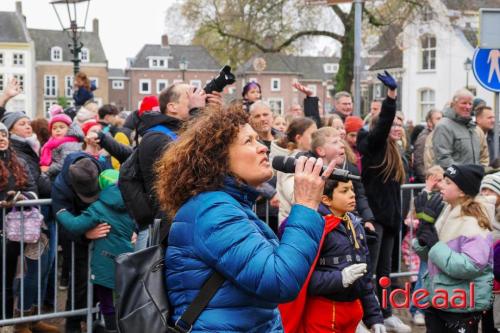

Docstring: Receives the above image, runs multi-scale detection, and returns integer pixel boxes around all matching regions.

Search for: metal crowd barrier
[0,185,426,329]
[392,183,426,279]
[0,199,98,331]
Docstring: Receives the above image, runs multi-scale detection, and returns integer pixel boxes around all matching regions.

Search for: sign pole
[353,0,363,116]
[495,92,499,161]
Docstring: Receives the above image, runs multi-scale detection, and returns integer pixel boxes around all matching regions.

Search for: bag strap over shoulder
[173,271,225,333]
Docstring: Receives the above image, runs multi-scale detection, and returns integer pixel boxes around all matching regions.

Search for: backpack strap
[146,124,178,140]
[173,272,225,333]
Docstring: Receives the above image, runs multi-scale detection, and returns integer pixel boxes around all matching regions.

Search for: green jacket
[413,196,495,313]
[57,185,135,289]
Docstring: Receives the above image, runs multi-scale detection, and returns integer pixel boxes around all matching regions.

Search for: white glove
[371,323,386,333]
[341,263,367,287]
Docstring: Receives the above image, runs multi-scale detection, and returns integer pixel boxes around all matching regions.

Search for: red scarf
[279,215,342,333]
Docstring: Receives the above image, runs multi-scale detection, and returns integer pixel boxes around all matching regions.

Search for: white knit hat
[480,172,500,196]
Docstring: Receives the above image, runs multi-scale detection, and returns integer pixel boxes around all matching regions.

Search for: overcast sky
[0,0,175,68]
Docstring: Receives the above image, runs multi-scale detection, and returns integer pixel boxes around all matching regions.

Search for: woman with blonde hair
[155,104,336,332]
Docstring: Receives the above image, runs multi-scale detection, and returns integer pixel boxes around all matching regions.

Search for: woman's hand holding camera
[293,156,336,211]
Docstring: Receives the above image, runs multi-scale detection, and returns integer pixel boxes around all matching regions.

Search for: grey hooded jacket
[432,108,482,169]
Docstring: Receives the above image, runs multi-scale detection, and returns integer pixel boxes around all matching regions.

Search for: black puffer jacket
[120,112,182,228]
[357,97,401,232]
[10,138,51,198]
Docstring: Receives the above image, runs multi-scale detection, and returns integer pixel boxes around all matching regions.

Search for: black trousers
[65,241,89,330]
[425,307,482,333]
[368,222,396,319]
[0,239,20,319]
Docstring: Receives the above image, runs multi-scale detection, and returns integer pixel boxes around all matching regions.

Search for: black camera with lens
[204,65,236,94]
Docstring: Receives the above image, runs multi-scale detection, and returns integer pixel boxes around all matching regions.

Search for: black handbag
[115,219,225,333]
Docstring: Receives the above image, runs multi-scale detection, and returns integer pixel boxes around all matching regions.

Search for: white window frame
[228,86,236,95]
[0,53,4,66]
[139,79,151,94]
[13,53,24,66]
[323,63,339,74]
[112,80,124,90]
[327,84,334,98]
[419,88,436,122]
[157,79,168,93]
[0,74,4,92]
[307,84,317,97]
[13,74,24,92]
[51,46,63,62]
[248,77,257,83]
[421,6,434,22]
[173,79,183,84]
[420,35,436,71]
[190,80,202,89]
[44,100,58,117]
[80,48,90,63]
[44,75,57,97]
[373,83,383,99]
[268,98,284,115]
[271,78,281,92]
[65,75,74,97]
[149,57,169,69]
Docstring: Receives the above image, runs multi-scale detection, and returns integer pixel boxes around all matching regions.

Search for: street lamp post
[322,81,327,116]
[464,57,472,90]
[51,0,91,76]
[179,57,188,82]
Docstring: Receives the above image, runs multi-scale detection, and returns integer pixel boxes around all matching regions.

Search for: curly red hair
[155,102,249,218]
[0,148,28,190]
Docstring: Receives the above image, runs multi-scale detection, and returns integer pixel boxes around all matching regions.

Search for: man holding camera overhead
[123,83,223,250]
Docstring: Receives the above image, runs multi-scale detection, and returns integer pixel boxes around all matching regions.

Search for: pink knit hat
[49,114,72,130]
[49,104,64,118]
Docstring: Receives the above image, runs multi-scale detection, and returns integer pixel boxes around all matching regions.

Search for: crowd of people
[0,67,498,333]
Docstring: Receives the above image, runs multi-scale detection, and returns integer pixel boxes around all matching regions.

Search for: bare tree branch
[215,23,345,52]
[364,7,390,27]
[331,5,347,23]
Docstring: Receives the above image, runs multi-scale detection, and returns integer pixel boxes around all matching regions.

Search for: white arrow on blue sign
[473,48,500,92]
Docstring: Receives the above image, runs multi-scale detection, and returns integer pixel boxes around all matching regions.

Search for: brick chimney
[15,1,26,22]
[161,34,169,48]
[93,18,99,34]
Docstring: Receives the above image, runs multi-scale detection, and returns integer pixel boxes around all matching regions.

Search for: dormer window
[51,46,63,61]
[149,57,169,68]
[80,48,90,63]
[324,63,339,74]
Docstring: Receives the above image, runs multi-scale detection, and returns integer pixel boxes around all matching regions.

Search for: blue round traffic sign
[473,48,500,92]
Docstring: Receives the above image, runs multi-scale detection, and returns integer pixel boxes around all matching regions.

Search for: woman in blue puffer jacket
[154,103,336,332]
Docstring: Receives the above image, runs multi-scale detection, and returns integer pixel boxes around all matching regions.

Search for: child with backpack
[56,169,135,332]
[413,164,494,333]
[39,113,83,179]
[279,179,385,333]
